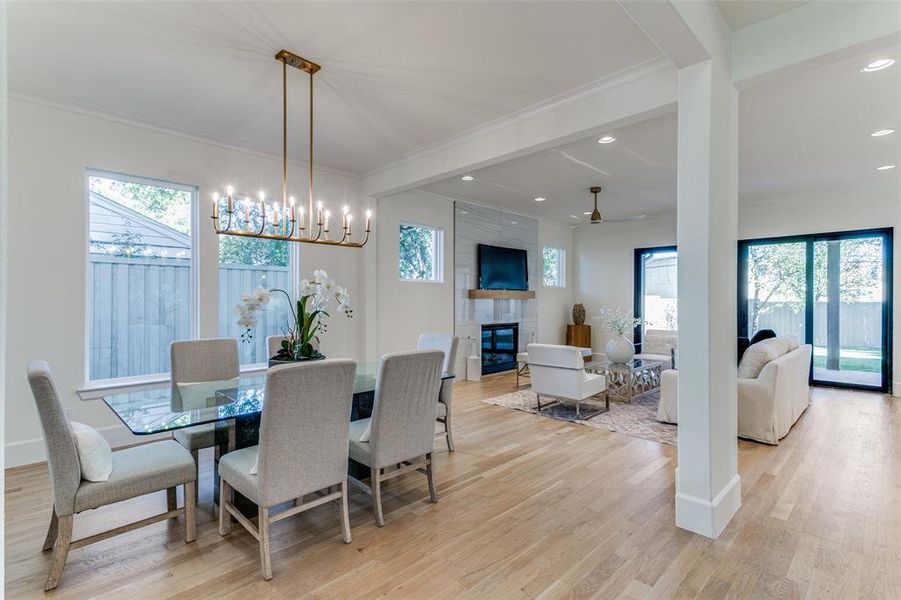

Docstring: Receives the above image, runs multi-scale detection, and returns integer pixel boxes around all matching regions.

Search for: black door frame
[633,245,678,353]
[737,227,893,394]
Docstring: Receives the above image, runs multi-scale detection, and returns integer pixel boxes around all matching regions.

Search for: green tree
[219,236,289,267]
[399,225,435,280]
[543,247,561,286]
[89,176,191,234]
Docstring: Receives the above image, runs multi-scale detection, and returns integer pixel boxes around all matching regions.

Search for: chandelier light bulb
[213,192,220,202]
[258,190,266,202]
[289,196,296,206]
[226,185,234,196]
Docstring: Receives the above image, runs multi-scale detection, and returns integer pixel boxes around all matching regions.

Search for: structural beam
[361,60,676,197]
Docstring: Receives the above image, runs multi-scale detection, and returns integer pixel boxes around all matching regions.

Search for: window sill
[78,363,269,400]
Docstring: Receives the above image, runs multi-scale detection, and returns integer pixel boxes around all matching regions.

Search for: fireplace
[481,323,518,374]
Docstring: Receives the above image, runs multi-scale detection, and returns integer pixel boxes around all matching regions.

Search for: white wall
[573,180,901,394]
[6,97,365,466]
[537,220,575,344]
[374,190,455,357]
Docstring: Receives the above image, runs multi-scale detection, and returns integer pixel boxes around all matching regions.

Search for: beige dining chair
[28,361,197,591]
[170,338,239,496]
[348,350,444,527]
[218,359,357,580]
[266,335,288,360]
[416,333,459,451]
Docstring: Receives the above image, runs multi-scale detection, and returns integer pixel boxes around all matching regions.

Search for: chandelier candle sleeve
[211,49,370,247]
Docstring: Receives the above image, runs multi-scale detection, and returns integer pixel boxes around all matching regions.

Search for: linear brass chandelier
[212,50,371,247]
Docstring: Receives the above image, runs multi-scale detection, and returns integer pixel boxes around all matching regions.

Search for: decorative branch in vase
[595,306,642,364]
[236,269,353,363]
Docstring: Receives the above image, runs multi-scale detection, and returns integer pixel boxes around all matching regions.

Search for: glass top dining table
[103,361,454,436]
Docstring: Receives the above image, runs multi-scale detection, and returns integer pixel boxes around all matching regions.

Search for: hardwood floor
[6,374,901,599]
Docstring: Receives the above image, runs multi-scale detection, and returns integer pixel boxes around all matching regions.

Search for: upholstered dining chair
[416,333,459,451]
[347,350,444,527]
[218,359,357,580]
[266,335,288,360]
[170,338,239,496]
[28,361,197,591]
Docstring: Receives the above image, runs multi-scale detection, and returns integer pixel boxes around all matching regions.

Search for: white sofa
[527,344,607,418]
[635,329,677,369]
[657,338,812,444]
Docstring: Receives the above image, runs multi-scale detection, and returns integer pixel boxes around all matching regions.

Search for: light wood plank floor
[6,374,901,599]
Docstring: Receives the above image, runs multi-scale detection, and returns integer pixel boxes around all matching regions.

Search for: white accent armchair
[526,344,607,418]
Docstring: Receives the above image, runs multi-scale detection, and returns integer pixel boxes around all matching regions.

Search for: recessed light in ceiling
[861,58,895,73]
[511,221,518,225]
[871,129,895,137]
[461,175,474,181]
[534,197,546,202]
[582,211,592,215]
[876,164,896,171]
[460,210,468,214]
[597,135,616,144]
[569,215,579,219]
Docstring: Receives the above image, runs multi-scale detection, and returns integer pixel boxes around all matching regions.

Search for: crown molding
[8,89,361,180]
[407,188,589,229]
[361,56,674,181]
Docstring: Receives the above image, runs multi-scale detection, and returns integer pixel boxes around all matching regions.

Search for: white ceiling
[421,41,901,224]
[8,1,662,175]
[715,1,810,31]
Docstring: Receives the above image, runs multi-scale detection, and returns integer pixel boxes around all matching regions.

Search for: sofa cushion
[738,339,782,379]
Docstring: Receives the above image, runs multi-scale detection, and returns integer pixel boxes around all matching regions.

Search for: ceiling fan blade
[598,214,647,223]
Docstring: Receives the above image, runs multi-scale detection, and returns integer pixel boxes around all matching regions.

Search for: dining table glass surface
[103,360,452,436]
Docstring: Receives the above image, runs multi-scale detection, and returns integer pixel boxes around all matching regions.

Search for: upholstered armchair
[526,343,607,418]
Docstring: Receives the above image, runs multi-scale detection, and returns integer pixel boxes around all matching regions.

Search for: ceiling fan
[584,186,645,224]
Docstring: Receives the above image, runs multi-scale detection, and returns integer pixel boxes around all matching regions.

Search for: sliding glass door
[738,228,893,393]
[634,246,678,347]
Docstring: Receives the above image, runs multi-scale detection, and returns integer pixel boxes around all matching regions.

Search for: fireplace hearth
[481,323,518,374]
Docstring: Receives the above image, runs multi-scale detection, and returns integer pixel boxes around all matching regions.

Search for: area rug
[483,389,677,446]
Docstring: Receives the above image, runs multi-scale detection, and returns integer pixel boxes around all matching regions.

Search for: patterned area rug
[483,389,677,446]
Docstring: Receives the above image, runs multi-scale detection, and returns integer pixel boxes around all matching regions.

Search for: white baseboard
[675,473,742,538]
[893,381,900,398]
[5,424,169,469]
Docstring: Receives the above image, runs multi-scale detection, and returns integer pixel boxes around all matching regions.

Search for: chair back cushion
[170,338,240,411]
[526,344,584,369]
[416,333,459,376]
[27,361,81,516]
[371,350,444,468]
[70,421,113,482]
[257,359,356,506]
[266,335,289,359]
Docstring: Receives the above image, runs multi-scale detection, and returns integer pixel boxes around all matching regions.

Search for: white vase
[605,335,635,364]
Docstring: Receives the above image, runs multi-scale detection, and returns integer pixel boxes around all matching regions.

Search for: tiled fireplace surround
[454,202,539,377]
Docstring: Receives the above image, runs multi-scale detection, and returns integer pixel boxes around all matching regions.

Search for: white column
[675,57,741,538]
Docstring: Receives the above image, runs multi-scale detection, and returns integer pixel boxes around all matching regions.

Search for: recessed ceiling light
[861,58,895,73]
[534,197,546,202]
[583,211,592,215]
[511,221,517,225]
[569,215,579,219]
[460,210,468,214]
[597,135,616,144]
[871,129,895,137]
[461,175,474,181]
[876,164,896,171]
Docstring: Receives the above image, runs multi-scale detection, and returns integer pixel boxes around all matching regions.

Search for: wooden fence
[89,255,290,380]
[751,301,883,349]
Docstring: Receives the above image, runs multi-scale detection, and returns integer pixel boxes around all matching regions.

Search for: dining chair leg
[258,507,273,580]
[45,514,73,591]
[218,479,232,536]
[444,408,455,452]
[184,481,197,543]
[42,508,59,551]
[371,467,385,527]
[426,453,439,503]
[339,480,352,544]
[166,487,178,512]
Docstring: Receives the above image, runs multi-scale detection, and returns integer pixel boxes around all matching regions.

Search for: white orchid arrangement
[236,269,353,360]
[595,306,642,336]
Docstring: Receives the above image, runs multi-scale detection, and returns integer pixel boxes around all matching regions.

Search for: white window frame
[84,168,199,388]
[398,222,444,283]
[543,246,566,288]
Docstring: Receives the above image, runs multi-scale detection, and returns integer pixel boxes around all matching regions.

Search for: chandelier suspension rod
[309,66,314,230]
[282,57,288,206]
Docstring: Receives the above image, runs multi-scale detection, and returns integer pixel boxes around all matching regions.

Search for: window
[88,171,196,381]
[634,246,677,342]
[738,229,892,392]
[218,205,294,365]
[542,247,566,287]
[399,223,443,282]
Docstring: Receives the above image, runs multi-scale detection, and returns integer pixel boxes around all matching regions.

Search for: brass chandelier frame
[212,50,370,247]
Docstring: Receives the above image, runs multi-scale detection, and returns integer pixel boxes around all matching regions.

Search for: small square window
[543,247,566,288]
[399,223,443,282]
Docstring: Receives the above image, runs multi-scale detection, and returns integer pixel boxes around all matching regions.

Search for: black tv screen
[478,244,528,290]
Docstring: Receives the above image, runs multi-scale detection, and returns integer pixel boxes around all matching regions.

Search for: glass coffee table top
[585,358,662,372]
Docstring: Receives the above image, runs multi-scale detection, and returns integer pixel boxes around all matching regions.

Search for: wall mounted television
[477,244,528,290]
